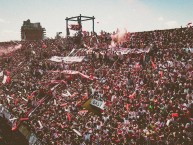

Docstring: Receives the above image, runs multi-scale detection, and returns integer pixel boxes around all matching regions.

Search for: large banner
[49,70,94,80]
[69,24,82,31]
[90,99,105,110]
[50,70,79,74]
[49,56,85,63]
[111,47,150,55]
[112,47,131,55]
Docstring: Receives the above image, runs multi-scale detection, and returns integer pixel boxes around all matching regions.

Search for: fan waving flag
[67,112,71,122]
[151,60,156,69]
[187,22,192,27]
[2,70,11,84]
[159,71,164,77]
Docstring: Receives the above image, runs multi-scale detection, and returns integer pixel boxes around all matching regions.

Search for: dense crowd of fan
[0,26,193,145]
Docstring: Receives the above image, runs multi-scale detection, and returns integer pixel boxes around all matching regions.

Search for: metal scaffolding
[65,14,95,37]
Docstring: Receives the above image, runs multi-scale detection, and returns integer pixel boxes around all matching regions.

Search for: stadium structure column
[92,16,95,33]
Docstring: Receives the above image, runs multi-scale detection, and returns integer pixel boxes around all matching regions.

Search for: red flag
[89,75,94,80]
[105,101,113,107]
[12,123,18,131]
[20,117,29,121]
[60,103,67,107]
[14,98,19,105]
[159,71,163,77]
[76,100,82,107]
[172,113,178,117]
[82,94,88,100]
[6,76,11,83]
[67,113,71,122]
[12,118,29,131]
[129,92,136,99]
[126,103,129,112]
[6,70,10,76]
[151,60,156,69]
[42,44,47,49]
[135,63,141,71]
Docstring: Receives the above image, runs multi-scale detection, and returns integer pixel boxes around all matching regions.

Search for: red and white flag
[2,70,11,84]
[2,75,7,84]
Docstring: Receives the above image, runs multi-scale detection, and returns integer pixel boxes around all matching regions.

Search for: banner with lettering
[49,56,85,63]
[82,98,102,116]
[49,70,94,80]
[112,47,150,55]
[90,99,105,110]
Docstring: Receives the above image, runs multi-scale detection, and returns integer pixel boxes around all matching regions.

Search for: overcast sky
[0,0,193,42]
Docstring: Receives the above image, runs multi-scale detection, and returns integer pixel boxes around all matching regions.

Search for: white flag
[2,75,7,84]
[54,99,57,105]
[38,120,43,129]
[22,97,28,102]
[62,90,72,97]
[9,117,17,122]
[0,71,3,77]
[73,129,82,136]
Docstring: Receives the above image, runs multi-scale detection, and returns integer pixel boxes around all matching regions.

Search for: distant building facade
[21,19,46,41]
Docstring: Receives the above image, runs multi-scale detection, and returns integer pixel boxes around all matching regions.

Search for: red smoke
[110,28,130,48]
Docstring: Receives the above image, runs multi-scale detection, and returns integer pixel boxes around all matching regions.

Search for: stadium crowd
[0,26,193,145]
